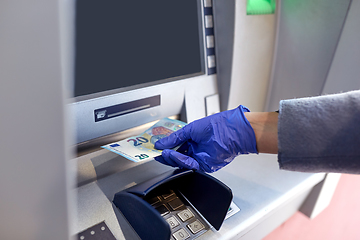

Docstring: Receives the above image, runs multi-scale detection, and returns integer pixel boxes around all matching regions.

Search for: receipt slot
[113,169,233,240]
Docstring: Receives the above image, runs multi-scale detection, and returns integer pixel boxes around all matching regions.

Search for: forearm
[244,112,278,154]
[278,91,360,173]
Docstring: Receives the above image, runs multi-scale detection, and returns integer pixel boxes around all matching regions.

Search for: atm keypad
[148,196,160,205]
[145,190,208,240]
[155,204,170,216]
[166,216,180,229]
[187,220,205,234]
[168,198,184,211]
[177,209,194,222]
[173,228,190,240]
[162,192,175,200]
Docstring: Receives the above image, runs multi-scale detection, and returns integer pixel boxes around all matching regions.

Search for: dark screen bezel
[73,0,205,102]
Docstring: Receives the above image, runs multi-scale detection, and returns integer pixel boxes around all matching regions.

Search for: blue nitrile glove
[154,105,258,173]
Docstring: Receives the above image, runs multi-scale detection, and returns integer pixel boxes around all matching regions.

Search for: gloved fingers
[154,149,181,168]
[166,150,200,171]
[175,142,190,155]
[154,155,174,167]
[154,125,191,150]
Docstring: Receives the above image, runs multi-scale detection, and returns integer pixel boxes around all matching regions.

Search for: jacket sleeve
[278,90,360,174]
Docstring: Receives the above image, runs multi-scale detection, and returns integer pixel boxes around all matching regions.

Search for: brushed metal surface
[266,0,352,111]
[73,152,324,240]
[322,0,360,95]
[0,1,73,239]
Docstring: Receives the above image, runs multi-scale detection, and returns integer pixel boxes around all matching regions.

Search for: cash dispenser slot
[94,95,161,122]
[113,169,233,240]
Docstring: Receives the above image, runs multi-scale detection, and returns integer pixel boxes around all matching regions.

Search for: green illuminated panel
[247,0,276,15]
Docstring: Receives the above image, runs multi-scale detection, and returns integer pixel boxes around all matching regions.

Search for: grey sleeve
[278,90,360,174]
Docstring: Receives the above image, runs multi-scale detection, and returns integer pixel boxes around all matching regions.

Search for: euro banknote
[102,118,186,162]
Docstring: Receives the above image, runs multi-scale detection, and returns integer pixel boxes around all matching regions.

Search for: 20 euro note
[102,118,186,162]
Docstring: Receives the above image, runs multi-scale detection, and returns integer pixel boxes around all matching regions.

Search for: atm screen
[74,0,205,97]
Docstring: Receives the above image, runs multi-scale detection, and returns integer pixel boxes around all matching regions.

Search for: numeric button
[155,204,169,216]
[177,209,194,222]
[166,216,180,229]
[168,198,184,210]
[173,228,190,240]
[187,220,205,234]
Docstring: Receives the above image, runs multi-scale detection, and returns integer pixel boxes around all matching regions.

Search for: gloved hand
[154,105,258,173]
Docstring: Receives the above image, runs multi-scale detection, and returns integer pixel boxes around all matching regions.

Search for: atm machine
[71,1,237,239]
[1,0,359,239]
[69,0,326,239]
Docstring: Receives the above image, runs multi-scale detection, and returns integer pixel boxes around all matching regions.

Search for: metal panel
[212,0,236,111]
[0,1,72,239]
[322,0,360,95]
[266,0,352,111]
[73,151,325,240]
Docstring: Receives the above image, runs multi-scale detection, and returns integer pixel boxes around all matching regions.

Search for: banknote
[102,118,186,162]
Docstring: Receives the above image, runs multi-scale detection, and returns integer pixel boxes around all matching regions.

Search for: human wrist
[235,105,258,154]
[244,112,278,154]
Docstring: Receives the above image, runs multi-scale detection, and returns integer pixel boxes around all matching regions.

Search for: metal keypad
[144,190,209,240]
[187,220,205,234]
[155,204,170,216]
[177,209,194,222]
[167,216,180,229]
[173,228,190,240]
[168,198,184,210]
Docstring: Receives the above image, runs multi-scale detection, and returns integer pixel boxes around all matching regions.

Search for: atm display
[74,0,204,97]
